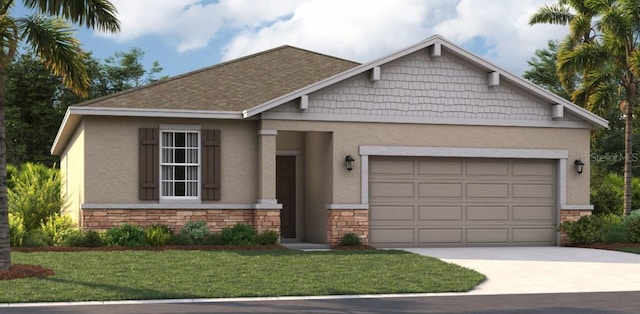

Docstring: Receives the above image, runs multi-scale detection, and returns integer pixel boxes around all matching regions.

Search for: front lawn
[616,247,640,254]
[1,250,485,303]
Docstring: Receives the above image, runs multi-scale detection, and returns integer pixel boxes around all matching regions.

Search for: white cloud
[100,0,569,75]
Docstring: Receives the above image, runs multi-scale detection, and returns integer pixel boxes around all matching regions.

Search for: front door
[276,156,296,238]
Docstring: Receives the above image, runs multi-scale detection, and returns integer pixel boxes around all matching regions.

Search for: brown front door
[276,156,296,238]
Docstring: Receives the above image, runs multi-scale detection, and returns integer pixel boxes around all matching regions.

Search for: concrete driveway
[403,247,640,295]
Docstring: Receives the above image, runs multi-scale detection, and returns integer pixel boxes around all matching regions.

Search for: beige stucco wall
[60,121,85,225]
[303,132,332,242]
[263,119,592,206]
[82,116,258,204]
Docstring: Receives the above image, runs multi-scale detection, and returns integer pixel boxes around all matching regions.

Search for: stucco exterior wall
[60,121,85,225]
[262,119,592,206]
[82,116,258,204]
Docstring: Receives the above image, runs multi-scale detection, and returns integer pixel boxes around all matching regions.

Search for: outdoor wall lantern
[345,155,355,171]
[574,159,585,175]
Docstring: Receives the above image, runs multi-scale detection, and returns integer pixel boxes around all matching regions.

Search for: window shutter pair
[138,128,220,201]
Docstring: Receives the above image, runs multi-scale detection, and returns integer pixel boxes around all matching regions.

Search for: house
[51,35,607,247]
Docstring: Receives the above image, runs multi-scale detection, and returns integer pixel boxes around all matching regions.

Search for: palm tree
[0,0,119,270]
[530,0,639,216]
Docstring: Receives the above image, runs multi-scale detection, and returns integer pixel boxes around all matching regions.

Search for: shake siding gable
[139,128,159,200]
[201,129,221,201]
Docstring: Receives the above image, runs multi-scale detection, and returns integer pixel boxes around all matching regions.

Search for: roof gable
[244,35,608,129]
[264,50,591,128]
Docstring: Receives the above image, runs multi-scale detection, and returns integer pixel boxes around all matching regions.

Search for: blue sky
[16,0,567,78]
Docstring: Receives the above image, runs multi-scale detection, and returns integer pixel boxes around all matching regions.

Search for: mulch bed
[3,242,637,281]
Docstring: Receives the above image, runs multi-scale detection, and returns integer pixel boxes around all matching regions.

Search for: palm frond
[628,48,640,78]
[17,14,88,96]
[0,16,19,72]
[22,0,120,33]
[529,4,573,26]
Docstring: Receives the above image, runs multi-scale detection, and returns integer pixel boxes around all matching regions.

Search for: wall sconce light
[345,155,355,171]
[574,159,585,174]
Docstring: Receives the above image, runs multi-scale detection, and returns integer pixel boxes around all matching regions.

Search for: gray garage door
[369,157,556,247]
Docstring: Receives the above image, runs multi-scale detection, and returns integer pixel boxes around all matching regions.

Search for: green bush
[8,212,25,247]
[84,230,104,247]
[166,233,194,246]
[603,223,629,243]
[591,173,640,216]
[145,224,173,246]
[8,163,66,230]
[201,233,224,245]
[59,230,87,247]
[256,230,279,245]
[625,214,640,243]
[338,232,363,246]
[221,223,257,245]
[558,214,622,244]
[103,224,147,247]
[40,213,78,246]
[22,229,49,247]
[179,221,210,244]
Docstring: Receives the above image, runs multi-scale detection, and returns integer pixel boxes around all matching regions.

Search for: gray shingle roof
[77,46,360,111]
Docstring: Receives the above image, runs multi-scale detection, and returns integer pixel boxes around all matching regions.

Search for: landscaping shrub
[221,223,257,245]
[84,230,104,247]
[179,221,210,244]
[256,230,279,245]
[625,214,640,243]
[59,230,88,247]
[8,212,25,247]
[558,214,622,244]
[338,232,363,246]
[22,229,49,247]
[590,173,640,216]
[103,224,147,247]
[145,224,173,246]
[166,233,194,246]
[8,163,66,230]
[40,213,78,246]
[603,223,629,243]
[201,233,224,245]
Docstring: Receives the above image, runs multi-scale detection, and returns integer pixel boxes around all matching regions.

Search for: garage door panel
[512,206,554,221]
[370,228,414,244]
[512,228,555,243]
[370,182,415,198]
[370,205,414,221]
[466,228,509,243]
[419,228,463,243]
[466,183,509,198]
[513,162,554,177]
[466,206,509,220]
[418,183,462,198]
[370,158,414,175]
[512,184,554,199]
[466,161,509,176]
[369,157,556,247]
[419,205,463,220]
[418,160,462,175]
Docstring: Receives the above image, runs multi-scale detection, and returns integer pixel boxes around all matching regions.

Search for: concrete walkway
[403,247,640,295]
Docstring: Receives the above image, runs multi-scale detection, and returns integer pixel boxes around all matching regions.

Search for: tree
[0,0,120,271]
[523,40,572,101]
[530,0,640,216]
[4,49,164,166]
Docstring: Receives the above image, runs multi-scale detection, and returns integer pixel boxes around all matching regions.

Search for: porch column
[257,129,277,203]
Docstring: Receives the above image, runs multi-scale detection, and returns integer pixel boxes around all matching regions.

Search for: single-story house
[51,35,607,247]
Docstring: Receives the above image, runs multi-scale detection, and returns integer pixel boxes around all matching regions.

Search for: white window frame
[159,125,201,202]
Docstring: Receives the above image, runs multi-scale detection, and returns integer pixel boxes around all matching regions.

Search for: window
[160,130,200,198]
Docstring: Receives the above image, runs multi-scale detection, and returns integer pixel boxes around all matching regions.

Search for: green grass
[616,247,640,254]
[2,250,485,303]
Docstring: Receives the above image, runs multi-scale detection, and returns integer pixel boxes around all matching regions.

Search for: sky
[18,0,568,78]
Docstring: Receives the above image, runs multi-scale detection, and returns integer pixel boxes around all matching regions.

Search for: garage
[369,156,556,247]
